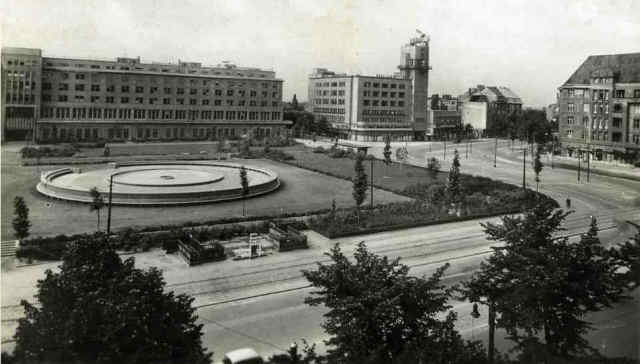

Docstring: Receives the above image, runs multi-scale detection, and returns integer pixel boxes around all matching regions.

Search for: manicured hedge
[308,190,556,238]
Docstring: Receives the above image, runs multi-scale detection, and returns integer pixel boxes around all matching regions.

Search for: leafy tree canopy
[464,202,634,359]
[13,234,211,364]
[303,242,486,364]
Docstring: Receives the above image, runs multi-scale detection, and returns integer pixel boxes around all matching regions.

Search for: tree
[12,196,31,240]
[12,234,211,363]
[395,146,408,166]
[303,242,484,364]
[89,187,104,232]
[463,202,634,360]
[239,166,250,217]
[447,150,461,204]
[426,157,441,180]
[352,152,368,215]
[612,223,640,289]
[533,145,544,192]
[383,135,392,166]
[464,124,475,139]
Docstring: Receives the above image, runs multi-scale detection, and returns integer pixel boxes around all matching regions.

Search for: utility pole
[494,137,497,167]
[370,158,374,208]
[488,302,495,364]
[106,174,114,234]
[587,148,591,182]
[578,151,581,182]
[443,139,446,160]
[522,148,527,190]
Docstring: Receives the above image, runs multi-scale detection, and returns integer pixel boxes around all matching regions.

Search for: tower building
[308,32,431,141]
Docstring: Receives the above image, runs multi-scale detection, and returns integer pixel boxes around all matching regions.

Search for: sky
[2,0,639,108]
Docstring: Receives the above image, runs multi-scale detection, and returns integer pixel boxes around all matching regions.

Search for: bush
[20,145,78,159]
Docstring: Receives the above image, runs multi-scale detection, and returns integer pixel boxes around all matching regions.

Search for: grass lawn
[1,143,410,240]
[286,147,446,193]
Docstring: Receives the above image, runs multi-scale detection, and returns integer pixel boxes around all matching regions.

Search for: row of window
[5,93,37,104]
[45,62,272,78]
[362,109,406,116]
[313,98,345,105]
[314,81,347,87]
[47,72,277,86]
[43,83,278,97]
[5,59,39,66]
[566,88,640,99]
[362,82,406,89]
[42,125,280,141]
[566,116,640,130]
[359,118,408,125]
[566,102,634,115]
[314,90,346,96]
[41,93,279,107]
[363,91,405,98]
[312,108,345,115]
[363,99,405,107]
[40,107,281,122]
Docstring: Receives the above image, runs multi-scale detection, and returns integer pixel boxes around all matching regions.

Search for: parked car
[223,348,263,364]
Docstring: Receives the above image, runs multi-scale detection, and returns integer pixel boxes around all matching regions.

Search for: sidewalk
[511,151,640,181]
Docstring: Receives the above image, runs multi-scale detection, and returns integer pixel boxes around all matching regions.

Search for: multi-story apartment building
[1,47,289,143]
[307,33,430,141]
[458,85,522,136]
[558,53,640,161]
[428,94,458,112]
[426,94,461,139]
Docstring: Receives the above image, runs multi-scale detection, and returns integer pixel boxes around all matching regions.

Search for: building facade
[461,101,488,134]
[307,33,430,141]
[557,53,640,161]
[458,85,522,135]
[1,47,289,143]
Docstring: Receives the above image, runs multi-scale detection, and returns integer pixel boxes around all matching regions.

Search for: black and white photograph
[1,1,639,363]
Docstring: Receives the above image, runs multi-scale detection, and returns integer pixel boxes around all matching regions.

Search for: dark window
[612,118,622,128]
[121,85,130,92]
[136,86,144,93]
[75,84,85,91]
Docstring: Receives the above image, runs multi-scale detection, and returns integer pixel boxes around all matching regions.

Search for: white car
[223,348,263,364]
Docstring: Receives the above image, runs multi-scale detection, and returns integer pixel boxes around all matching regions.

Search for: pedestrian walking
[566,197,572,209]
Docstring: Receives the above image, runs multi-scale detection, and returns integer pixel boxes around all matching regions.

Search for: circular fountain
[37,162,280,205]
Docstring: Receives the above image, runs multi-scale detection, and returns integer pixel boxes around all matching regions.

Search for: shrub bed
[20,145,78,159]
[309,190,556,238]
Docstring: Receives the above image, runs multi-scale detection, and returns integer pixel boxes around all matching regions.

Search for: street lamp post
[578,151,581,182]
[443,139,447,160]
[106,174,114,235]
[494,137,497,168]
[370,158,374,208]
[523,149,527,190]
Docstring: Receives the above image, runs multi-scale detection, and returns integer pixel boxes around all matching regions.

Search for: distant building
[428,94,458,111]
[307,33,430,141]
[426,94,461,139]
[458,85,522,135]
[557,53,640,161]
[1,47,289,143]
[458,85,522,114]
[461,101,488,134]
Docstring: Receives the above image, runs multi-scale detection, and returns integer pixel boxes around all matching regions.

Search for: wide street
[2,139,639,362]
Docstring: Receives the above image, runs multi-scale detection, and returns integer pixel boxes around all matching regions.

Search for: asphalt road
[2,140,639,361]
[192,140,640,362]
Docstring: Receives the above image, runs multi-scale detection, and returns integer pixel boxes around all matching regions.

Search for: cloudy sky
[2,0,639,107]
